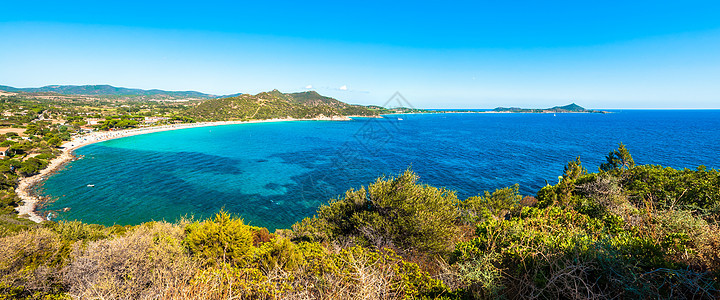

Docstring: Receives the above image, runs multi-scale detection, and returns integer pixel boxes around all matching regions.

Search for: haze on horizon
[1,0,719,109]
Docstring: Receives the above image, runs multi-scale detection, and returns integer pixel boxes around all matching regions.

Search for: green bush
[184,210,254,266]
[18,158,48,177]
[251,236,303,271]
[623,165,720,216]
[294,169,461,255]
[462,184,522,222]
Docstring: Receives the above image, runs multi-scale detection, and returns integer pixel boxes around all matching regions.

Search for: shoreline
[14,116,353,223]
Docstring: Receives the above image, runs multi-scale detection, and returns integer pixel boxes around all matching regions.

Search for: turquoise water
[39,111,720,230]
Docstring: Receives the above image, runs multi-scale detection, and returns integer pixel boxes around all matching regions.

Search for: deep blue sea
[38,111,720,230]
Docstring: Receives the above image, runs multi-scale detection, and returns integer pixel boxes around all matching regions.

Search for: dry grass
[62,221,198,299]
[0,228,66,295]
[0,127,26,136]
[164,245,405,300]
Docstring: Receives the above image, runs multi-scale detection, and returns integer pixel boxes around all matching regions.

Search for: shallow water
[39,110,720,230]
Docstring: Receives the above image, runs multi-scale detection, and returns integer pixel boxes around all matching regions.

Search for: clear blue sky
[1,0,719,108]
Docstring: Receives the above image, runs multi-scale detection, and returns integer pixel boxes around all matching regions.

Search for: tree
[600,143,635,172]
[18,157,48,177]
[48,137,62,147]
[537,157,586,208]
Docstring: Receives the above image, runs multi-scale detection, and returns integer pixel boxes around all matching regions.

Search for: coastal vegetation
[186,90,382,121]
[1,144,718,299]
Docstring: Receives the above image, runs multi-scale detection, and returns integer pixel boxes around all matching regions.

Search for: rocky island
[492,103,608,113]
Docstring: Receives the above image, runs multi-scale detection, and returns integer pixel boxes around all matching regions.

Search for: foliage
[462,184,523,222]
[0,228,68,298]
[293,169,461,256]
[184,210,254,266]
[187,90,379,121]
[96,118,139,130]
[536,156,587,208]
[63,221,197,299]
[623,164,720,216]
[600,142,635,172]
[17,158,48,177]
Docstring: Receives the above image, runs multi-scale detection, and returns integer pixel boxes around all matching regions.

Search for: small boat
[397,118,403,121]
[87,184,95,187]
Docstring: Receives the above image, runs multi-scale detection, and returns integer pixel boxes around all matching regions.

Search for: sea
[38,110,720,230]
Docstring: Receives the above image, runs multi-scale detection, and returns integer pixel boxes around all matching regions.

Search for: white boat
[398,118,403,120]
[87,184,95,187]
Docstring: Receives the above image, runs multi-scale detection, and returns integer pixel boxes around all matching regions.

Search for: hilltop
[0,85,390,132]
[493,103,607,113]
[187,90,384,120]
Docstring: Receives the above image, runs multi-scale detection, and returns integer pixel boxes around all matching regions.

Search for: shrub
[251,236,304,272]
[462,184,523,222]
[0,228,67,298]
[50,220,116,242]
[184,210,254,266]
[293,169,461,256]
[63,221,197,299]
[623,165,720,216]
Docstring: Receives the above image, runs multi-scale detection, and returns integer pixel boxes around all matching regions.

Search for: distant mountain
[549,103,587,112]
[0,84,235,100]
[493,103,606,113]
[187,90,382,121]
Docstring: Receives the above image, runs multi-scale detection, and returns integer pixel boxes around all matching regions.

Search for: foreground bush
[292,169,461,256]
[184,210,254,266]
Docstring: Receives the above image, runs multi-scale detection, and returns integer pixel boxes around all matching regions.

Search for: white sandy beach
[14,116,352,223]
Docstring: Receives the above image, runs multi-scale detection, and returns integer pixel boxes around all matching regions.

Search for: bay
[38,110,720,230]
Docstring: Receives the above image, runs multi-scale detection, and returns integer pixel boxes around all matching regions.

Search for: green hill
[550,103,586,112]
[0,84,222,100]
[186,90,381,121]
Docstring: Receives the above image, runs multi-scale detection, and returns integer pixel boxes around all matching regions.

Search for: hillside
[0,84,223,100]
[493,103,606,113]
[186,90,382,120]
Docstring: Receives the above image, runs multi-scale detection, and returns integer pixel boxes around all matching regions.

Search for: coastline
[14,116,352,223]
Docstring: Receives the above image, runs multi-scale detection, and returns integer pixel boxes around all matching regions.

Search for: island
[492,103,608,113]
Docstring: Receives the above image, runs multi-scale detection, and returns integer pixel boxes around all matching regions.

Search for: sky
[1,1,719,109]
